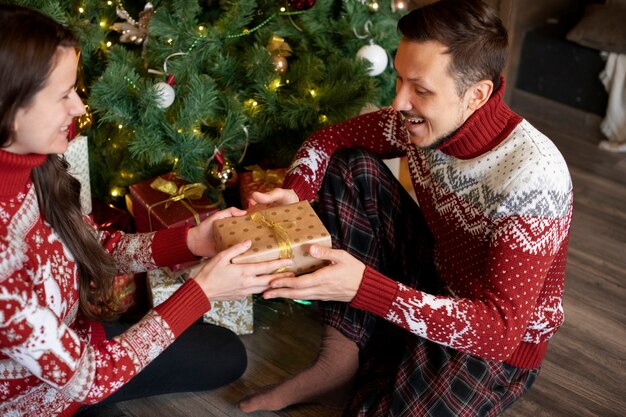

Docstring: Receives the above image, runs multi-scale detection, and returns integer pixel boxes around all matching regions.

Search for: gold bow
[150,177,206,207]
[266,35,293,57]
[245,165,285,185]
[146,176,218,230]
[251,212,294,262]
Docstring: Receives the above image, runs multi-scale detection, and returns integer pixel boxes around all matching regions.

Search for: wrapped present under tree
[147,268,254,335]
[127,173,223,232]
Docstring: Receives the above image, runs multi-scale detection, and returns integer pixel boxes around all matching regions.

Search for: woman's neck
[0,149,47,197]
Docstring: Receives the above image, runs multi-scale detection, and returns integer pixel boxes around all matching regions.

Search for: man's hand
[263,244,365,302]
[248,187,299,210]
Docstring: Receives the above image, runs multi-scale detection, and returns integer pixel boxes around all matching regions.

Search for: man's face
[392,39,476,149]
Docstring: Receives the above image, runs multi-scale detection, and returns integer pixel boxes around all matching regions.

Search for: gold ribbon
[146,176,220,231]
[266,35,292,57]
[251,212,294,262]
[245,165,285,185]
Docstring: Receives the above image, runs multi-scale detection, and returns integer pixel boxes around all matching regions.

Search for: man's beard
[418,125,461,150]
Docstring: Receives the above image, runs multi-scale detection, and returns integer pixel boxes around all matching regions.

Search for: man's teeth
[408,117,424,124]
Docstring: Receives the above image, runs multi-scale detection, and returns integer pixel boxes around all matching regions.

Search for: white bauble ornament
[356,44,388,76]
[154,82,175,108]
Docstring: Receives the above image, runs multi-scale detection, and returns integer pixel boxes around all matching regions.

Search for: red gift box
[127,173,223,232]
[239,165,287,208]
[91,200,134,233]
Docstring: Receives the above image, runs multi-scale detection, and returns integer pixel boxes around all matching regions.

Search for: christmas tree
[8,0,406,204]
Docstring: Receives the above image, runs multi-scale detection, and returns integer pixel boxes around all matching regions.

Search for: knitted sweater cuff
[152,226,198,267]
[350,266,398,317]
[154,279,210,337]
[284,175,316,202]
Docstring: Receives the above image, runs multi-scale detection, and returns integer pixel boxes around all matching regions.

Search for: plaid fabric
[317,149,538,417]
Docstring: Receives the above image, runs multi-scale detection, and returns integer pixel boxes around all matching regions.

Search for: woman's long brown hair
[0,5,120,320]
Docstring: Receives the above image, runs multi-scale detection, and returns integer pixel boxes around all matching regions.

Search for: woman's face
[7,46,85,155]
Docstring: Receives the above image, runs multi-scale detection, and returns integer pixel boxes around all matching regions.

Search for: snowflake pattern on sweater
[285,87,573,369]
[0,150,209,417]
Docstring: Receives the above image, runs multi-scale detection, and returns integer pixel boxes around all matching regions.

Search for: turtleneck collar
[0,149,47,197]
[437,78,522,159]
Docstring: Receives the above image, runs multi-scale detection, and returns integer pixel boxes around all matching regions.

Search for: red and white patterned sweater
[0,150,210,417]
[285,84,573,369]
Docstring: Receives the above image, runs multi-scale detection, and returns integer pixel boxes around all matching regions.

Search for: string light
[309,89,316,97]
[110,186,124,197]
[269,78,282,91]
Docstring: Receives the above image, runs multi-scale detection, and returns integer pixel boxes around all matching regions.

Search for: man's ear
[467,80,493,111]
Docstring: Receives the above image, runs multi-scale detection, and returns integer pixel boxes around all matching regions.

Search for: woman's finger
[263,287,314,300]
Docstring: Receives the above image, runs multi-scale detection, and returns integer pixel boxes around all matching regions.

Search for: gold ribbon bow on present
[245,165,285,185]
[147,176,221,230]
[150,177,206,208]
[251,212,294,264]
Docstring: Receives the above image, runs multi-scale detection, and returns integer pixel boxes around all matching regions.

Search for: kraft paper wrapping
[147,269,253,335]
[214,201,332,275]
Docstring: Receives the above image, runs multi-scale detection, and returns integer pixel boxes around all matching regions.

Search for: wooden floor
[118,90,626,417]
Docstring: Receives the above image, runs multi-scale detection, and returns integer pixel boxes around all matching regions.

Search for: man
[240,0,573,415]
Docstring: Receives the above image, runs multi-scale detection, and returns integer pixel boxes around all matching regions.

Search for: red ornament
[288,0,316,11]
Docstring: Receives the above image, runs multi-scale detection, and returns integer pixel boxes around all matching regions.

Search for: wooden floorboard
[119,90,626,416]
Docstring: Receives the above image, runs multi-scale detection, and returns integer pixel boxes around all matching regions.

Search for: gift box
[127,173,223,232]
[239,165,286,208]
[64,135,92,215]
[214,201,332,275]
[91,200,134,233]
[146,268,254,335]
[113,273,138,311]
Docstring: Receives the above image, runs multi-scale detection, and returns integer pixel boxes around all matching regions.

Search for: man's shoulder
[497,120,570,181]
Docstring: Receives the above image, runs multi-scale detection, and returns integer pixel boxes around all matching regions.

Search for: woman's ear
[467,80,494,111]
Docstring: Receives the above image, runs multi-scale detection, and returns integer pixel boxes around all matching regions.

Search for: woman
[0,5,293,416]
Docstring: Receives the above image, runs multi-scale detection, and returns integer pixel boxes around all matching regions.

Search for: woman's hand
[186,206,247,258]
[247,187,299,210]
[263,244,365,302]
[193,240,295,301]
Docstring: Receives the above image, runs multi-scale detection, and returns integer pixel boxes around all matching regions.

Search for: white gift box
[147,268,254,335]
[63,135,92,215]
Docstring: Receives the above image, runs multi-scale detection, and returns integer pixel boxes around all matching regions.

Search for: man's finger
[309,244,343,263]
